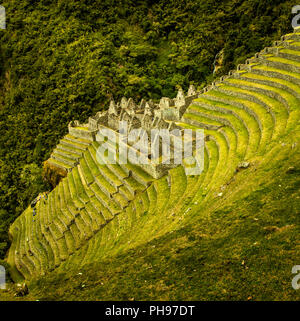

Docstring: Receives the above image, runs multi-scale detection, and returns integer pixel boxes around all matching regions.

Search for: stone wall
[84,84,199,135]
[63,85,200,179]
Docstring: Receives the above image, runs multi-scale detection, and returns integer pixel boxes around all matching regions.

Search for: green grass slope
[3,137,299,301]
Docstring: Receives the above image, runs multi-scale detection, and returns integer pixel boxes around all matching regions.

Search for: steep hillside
[2,29,299,300]
[0,0,295,261]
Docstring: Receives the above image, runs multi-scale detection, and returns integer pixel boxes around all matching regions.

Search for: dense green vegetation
[0,0,295,260]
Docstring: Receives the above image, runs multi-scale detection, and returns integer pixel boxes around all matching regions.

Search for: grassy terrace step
[263,55,300,73]
[34,207,55,271]
[46,158,72,171]
[37,201,60,269]
[183,112,221,130]
[134,193,149,217]
[140,190,150,214]
[57,198,73,229]
[92,144,130,188]
[163,166,187,214]
[24,213,41,275]
[84,147,101,177]
[71,167,90,204]
[85,202,106,229]
[79,158,94,186]
[136,177,170,239]
[188,103,240,146]
[91,142,127,180]
[224,78,299,134]
[33,218,51,274]
[53,147,81,161]
[118,185,134,201]
[202,131,230,193]
[120,162,153,188]
[61,178,79,216]
[94,174,118,197]
[80,233,102,267]
[179,147,210,215]
[77,166,94,197]
[287,40,300,50]
[94,137,155,187]
[248,67,300,97]
[75,214,93,241]
[64,230,75,255]
[64,134,92,145]
[52,189,70,233]
[176,120,228,202]
[278,48,300,62]
[56,235,69,261]
[7,225,24,281]
[78,209,94,235]
[123,176,144,195]
[51,152,78,167]
[225,78,290,112]
[213,85,283,148]
[38,201,61,269]
[153,177,171,216]
[65,175,85,210]
[188,104,232,127]
[62,178,84,223]
[112,193,128,209]
[18,219,36,278]
[56,143,83,156]
[194,96,250,158]
[252,64,300,86]
[69,223,82,250]
[47,192,55,225]
[29,217,48,275]
[237,72,300,111]
[89,195,114,222]
[13,222,32,279]
[55,195,76,242]
[146,184,157,215]
[13,217,31,279]
[191,141,219,206]
[60,138,89,151]
[98,164,123,189]
[89,182,120,216]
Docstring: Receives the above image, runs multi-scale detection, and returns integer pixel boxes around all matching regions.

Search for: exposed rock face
[213,48,224,75]
[14,283,28,297]
[43,160,67,189]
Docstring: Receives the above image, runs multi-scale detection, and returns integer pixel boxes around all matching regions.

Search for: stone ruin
[55,85,200,179]
[70,85,199,140]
